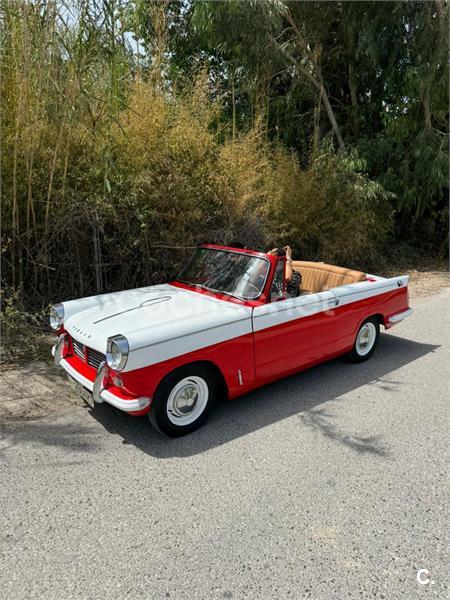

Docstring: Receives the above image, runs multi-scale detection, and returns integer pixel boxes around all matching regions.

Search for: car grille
[71,337,105,370]
[86,347,105,370]
[72,338,85,361]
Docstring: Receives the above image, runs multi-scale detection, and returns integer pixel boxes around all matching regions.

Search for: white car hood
[63,284,252,356]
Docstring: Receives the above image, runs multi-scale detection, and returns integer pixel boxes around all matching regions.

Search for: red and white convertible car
[51,244,412,436]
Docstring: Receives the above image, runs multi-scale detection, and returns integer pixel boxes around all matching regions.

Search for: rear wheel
[148,364,218,437]
[348,317,380,363]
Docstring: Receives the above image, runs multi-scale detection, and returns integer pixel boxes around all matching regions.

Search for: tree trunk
[312,88,323,157]
[92,216,103,294]
[422,0,445,131]
[348,60,359,136]
[320,83,346,152]
[269,30,346,152]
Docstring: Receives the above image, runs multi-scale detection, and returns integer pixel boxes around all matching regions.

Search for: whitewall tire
[348,317,380,363]
[148,364,218,436]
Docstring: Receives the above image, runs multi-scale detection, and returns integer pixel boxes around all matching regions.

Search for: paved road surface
[1,290,448,599]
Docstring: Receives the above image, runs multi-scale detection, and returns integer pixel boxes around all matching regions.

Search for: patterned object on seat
[291,261,366,293]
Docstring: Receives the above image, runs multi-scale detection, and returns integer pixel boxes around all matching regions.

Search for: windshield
[177,248,270,300]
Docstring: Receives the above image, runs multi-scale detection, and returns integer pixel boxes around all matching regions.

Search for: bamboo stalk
[44,115,66,239]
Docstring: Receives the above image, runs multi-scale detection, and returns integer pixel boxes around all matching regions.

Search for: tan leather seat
[291,260,366,293]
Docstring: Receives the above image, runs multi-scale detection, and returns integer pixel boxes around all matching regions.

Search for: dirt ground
[1,269,448,423]
[398,268,449,299]
[0,361,83,422]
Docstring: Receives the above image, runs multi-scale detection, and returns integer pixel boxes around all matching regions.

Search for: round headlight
[106,334,129,371]
[49,303,64,330]
[111,341,123,365]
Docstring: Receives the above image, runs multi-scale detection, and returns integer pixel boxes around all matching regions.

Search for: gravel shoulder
[398,268,449,300]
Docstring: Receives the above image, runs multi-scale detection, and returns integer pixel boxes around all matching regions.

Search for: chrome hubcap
[356,322,377,356]
[173,384,199,416]
[167,376,209,426]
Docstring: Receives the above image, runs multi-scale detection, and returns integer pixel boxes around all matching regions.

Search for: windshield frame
[176,245,272,302]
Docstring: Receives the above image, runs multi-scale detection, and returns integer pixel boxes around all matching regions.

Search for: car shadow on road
[88,333,439,458]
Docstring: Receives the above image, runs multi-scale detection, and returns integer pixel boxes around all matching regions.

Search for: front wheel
[148,364,217,437]
[347,317,380,363]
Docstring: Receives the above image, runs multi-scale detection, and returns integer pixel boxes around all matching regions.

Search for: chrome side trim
[388,308,413,324]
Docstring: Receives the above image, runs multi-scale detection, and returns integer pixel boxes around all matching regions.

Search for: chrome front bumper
[52,342,150,412]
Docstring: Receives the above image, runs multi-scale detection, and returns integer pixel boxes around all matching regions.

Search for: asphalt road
[1,290,448,599]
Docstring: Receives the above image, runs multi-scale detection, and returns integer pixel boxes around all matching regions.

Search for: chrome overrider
[92,361,107,404]
[54,332,69,365]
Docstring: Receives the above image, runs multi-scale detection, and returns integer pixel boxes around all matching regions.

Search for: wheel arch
[356,312,385,331]
[153,359,229,401]
[372,313,386,328]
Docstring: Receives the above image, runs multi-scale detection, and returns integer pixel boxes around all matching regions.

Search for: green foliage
[264,148,393,265]
[188,0,449,241]
[0,0,447,340]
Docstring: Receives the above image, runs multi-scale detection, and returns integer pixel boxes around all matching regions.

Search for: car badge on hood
[72,326,92,339]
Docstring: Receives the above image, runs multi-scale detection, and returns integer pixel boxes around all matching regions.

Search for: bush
[1,0,395,367]
[0,291,50,363]
[264,149,393,266]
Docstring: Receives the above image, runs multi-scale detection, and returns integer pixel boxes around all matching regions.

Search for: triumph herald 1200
[51,244,412,436]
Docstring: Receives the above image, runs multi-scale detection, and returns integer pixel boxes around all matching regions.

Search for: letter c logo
[417,569,430,585]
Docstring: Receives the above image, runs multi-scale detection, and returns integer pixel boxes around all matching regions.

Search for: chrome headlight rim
[49,303,64,330]
[106,334,129,372]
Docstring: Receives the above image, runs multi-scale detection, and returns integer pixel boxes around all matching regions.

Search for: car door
[252,289,342,381]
